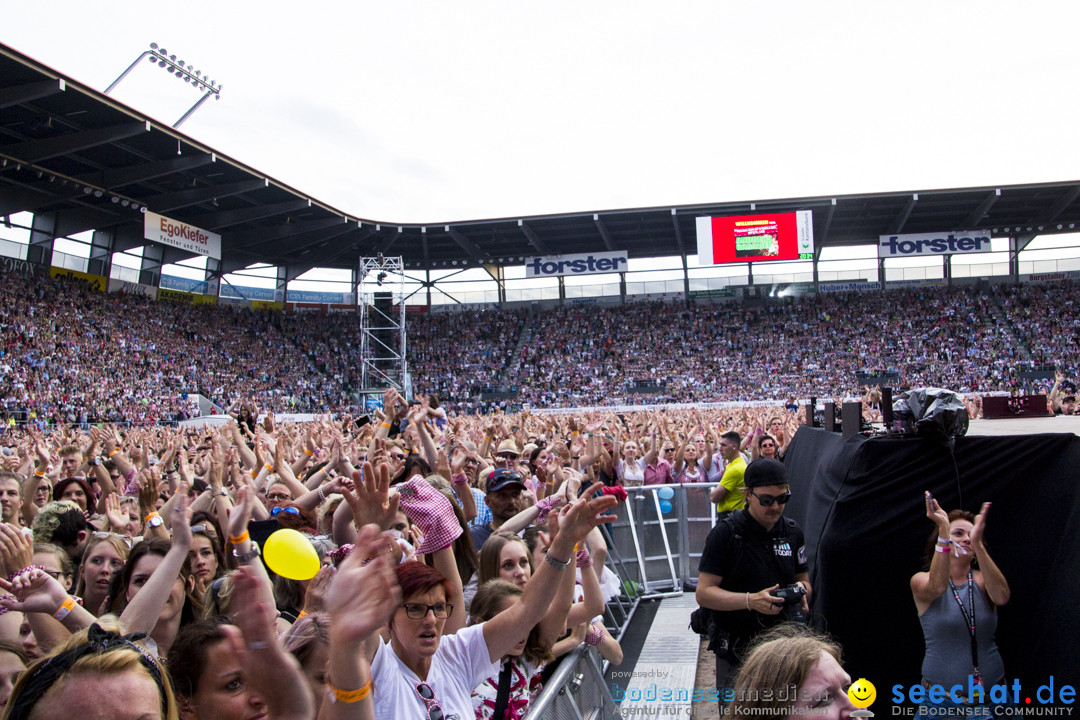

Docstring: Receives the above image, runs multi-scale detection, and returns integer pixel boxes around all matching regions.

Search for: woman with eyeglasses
[367,484,617,720]
[752,434,780,461]
[32,543,74,593]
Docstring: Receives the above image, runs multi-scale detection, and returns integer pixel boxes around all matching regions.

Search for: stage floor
[967,414,1080,436]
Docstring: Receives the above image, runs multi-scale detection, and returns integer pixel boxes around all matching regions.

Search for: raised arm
[324,524,400,720]
[910,492,953,610]
[120,491,192,636]
[970,502,1010,606]
[229,566,315,720]
[482,484,617,662]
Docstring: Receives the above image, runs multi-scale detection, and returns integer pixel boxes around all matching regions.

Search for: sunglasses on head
[271,506,300,517]
[749,490,791,507]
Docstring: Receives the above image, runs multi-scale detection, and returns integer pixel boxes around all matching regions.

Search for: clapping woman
[910,492,1010,703]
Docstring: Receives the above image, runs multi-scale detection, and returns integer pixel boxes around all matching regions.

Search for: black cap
[744,458,788,488]
[486,468,525,494]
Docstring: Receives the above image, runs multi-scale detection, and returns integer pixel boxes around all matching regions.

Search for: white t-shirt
[372,623,498,720]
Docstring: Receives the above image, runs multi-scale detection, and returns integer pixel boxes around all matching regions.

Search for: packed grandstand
[1,267,1077,425]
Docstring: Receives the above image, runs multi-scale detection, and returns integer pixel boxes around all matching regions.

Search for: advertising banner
[158,288,218,305]
[878,231,992,257]
[144,212,222,259]
[49,267,106,291]
[696,211,814,265]
[107,278,158,299]
[524,251,628,278]
[221,284,276,301]
[819,281,882,293]
[1022,271,1080,283]
[160,275,210,294]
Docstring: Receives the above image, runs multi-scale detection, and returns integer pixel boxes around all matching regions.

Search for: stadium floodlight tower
[358,255,409,403]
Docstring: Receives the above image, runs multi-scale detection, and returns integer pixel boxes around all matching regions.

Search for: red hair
[395,560,450,602]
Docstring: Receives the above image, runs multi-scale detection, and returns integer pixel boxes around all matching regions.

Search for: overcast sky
[4,2,1080,226]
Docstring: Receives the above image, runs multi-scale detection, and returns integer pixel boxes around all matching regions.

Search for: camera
[771,583,808,623]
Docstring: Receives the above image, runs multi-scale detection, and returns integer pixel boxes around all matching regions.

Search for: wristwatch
[146,515,164,528]
[233,544,261,563]
[90,457,103,467]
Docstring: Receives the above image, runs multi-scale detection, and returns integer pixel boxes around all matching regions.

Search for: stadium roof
[3,41,1080,280]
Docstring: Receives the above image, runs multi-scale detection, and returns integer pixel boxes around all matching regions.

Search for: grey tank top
[919,577,1004,687]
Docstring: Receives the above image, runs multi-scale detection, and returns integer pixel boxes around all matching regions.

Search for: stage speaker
[824,402,836,432]
[805,397,816,427]
[881,387,894,428]
[842,402,862,438]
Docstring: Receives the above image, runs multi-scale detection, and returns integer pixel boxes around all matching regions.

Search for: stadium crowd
[3,269,1080,428]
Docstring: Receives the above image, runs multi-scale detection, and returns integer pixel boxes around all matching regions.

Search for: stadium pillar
[88,229,114,280]
[558,276,565,302]
[682,254,689,304]
[139,244,163,288]
[619,271,626,303]
[205,257,222,298]
[26,213,56,269]
[944,254,952,286]
[426,269,431,309]
[276,266,289,304]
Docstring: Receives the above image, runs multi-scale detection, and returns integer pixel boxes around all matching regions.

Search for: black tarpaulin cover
[781,426,1080,691]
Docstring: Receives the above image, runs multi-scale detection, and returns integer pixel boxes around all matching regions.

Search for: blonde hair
[74,534,130,598]
[726,624,843,718]
[3,623,178,720]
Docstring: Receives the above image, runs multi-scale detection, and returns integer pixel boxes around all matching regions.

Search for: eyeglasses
[389,453,407,461]
[414,683,445,720]
[662,448,675,453]
[760,443,776,449]
[749,490,791,507]
[400,602,454,620]
[270,506,300,517]
[496,454,519,461]
[266,493,292,502]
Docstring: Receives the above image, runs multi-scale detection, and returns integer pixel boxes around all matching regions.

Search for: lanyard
[948,571,982,683]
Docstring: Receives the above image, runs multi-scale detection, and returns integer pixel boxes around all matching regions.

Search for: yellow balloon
[263,529,320,580]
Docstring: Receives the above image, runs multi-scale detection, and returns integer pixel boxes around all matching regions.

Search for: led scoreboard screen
[695,211,814,265]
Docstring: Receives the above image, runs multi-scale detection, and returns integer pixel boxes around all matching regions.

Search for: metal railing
[602,482,721,595]
[532,483,721,718]
[530,646,619,720]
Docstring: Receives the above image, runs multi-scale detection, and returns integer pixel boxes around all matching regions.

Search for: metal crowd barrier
[532,483,721,719]
[530,646,619,720]
[602,482,721,596]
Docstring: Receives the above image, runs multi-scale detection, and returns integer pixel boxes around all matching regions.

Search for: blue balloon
[657,486,675,500]
[659,500,673,514]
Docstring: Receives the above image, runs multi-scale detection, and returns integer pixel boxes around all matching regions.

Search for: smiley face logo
[847,678,876,708]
